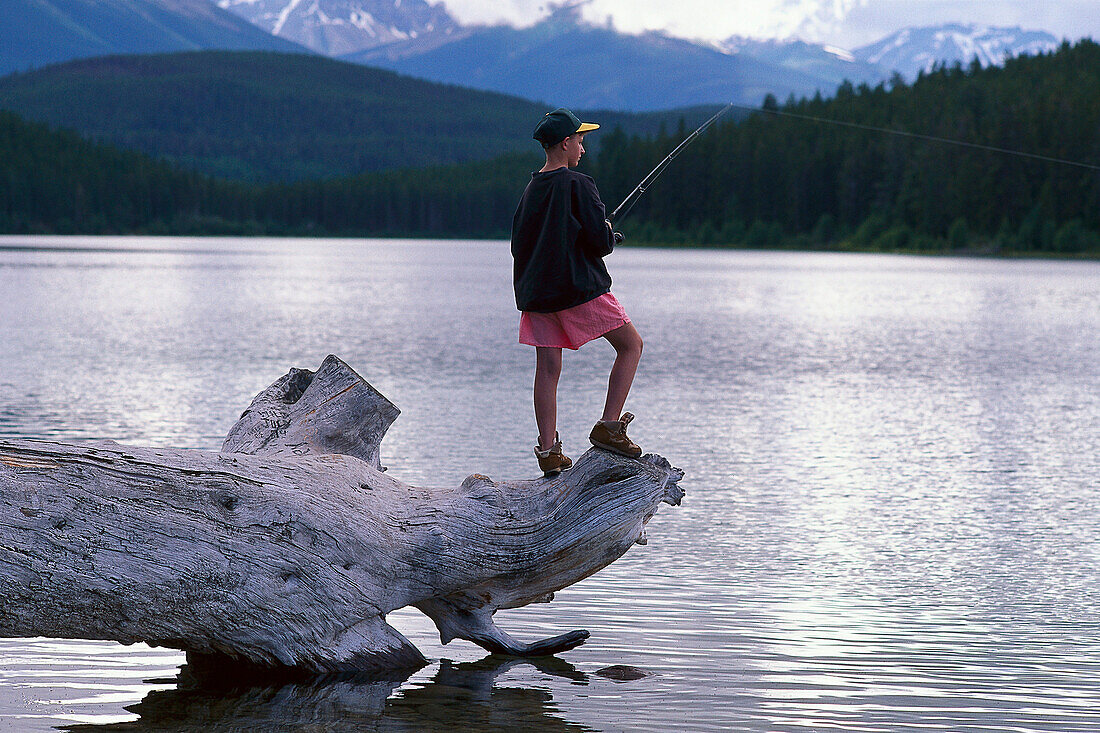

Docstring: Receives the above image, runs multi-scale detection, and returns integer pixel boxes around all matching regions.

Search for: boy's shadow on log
[64,655,594,733]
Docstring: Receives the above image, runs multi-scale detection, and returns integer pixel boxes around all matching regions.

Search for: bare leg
[601,322,643,422]
[534,347,563,450]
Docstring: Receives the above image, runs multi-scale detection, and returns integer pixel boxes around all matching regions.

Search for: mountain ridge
[215,0,461,56]
[0,0,1069,113]
[344,5,861,111]
[852,23,1061,79]
[340,8,1064,110]
[0,0,307,76]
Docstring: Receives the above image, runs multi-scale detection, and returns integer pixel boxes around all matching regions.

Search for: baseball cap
[532,108,600,147]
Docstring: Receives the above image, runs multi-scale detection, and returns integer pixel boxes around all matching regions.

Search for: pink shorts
[519,292,631,350]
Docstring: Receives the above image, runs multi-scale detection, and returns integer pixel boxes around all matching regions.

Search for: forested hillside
[0,52,548,181]
[3,41,1100,255]
[0,109,538,236]
[591,40,1100,253]
[0,51,723,182]
[0,111,245,234]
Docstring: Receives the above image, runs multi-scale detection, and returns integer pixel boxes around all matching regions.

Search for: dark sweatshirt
[511,167,615,313]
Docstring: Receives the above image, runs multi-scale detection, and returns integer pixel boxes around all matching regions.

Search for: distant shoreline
[4,232,1099,261]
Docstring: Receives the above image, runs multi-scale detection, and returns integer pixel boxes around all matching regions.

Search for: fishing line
[727,101,1100,172]
[608,98,1100,228]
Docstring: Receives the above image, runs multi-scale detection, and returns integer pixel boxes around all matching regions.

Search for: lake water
[1,236,1099,732]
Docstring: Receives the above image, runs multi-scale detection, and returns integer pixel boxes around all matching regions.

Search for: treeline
[3,41,1100,254]
[0,108,538,236]
[0,110,245,234]
[592,39,1100,254]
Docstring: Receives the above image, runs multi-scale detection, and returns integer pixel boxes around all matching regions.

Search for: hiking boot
[589,412,642,458]
[534,433,572,477]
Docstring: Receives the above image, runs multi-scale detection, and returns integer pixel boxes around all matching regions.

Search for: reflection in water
[64,656,592,733]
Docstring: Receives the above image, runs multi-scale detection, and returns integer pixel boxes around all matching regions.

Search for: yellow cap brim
[577,122,600,133]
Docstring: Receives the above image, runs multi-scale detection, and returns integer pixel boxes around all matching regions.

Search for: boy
[511,108,644,476]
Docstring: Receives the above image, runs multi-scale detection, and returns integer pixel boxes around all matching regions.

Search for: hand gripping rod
[607,102,734,226]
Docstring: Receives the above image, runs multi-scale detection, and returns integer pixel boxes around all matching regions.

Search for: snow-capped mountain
[215,0,459,56]
[347,4,853,112]
[853,24,1061,80]
[720,35,888,89]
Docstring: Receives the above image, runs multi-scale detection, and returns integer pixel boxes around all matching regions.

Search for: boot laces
[533,437,564,457]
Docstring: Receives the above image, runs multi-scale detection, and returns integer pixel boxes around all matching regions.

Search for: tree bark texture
[0,355,684,673]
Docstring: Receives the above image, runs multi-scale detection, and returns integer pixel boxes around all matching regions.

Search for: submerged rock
[594,665,648,681]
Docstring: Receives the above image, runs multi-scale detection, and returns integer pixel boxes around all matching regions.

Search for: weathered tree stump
[0,356,684,674]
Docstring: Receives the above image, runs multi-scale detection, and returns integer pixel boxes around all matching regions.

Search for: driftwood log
[0,356,684,674]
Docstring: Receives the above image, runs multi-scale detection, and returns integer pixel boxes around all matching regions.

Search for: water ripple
[2,240,1100,731]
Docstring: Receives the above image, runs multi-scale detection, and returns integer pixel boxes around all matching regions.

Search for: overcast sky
[439,0,1100,49]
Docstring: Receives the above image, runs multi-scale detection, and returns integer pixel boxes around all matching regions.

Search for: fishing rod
[608,102,734,225]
